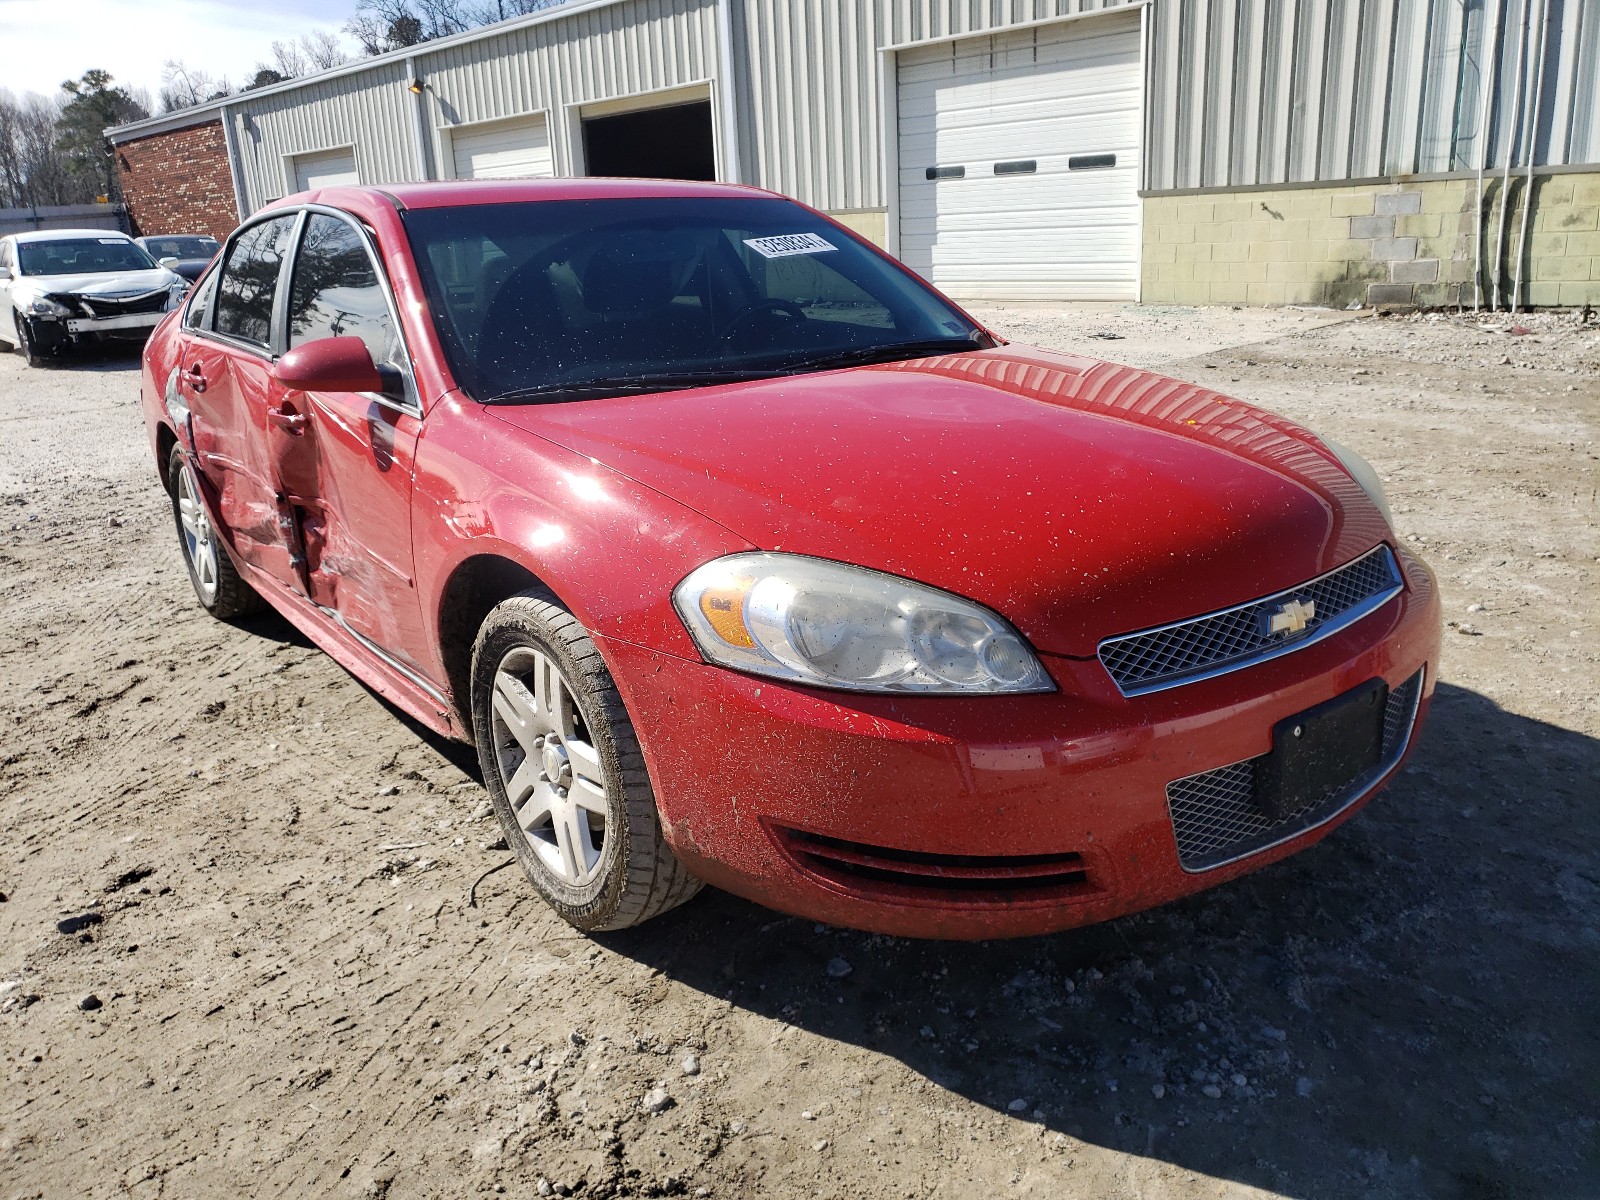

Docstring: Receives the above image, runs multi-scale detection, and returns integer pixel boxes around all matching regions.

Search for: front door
[269,211,427,670]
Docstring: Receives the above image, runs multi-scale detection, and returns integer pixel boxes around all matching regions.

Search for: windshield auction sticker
[743,233,837,259]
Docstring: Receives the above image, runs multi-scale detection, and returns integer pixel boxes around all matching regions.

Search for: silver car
[0,229,187,366]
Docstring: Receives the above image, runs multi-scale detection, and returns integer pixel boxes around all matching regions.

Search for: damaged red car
[138,180,1441,939]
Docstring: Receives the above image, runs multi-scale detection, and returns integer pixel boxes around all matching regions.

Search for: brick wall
[1141,173,1600,309]
[115,121,238,243]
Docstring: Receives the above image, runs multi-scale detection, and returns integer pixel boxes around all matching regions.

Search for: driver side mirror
[0,265,11,282]
[275,336,392,396]
[158,256,180,268]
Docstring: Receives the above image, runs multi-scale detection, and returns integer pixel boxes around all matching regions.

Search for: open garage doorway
[581,99,716,181]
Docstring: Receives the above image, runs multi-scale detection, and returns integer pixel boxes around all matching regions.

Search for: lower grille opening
[775,826,1098,907]
[1166,669,1424,871]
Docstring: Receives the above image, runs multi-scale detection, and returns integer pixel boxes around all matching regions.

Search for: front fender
[410,393,751,684]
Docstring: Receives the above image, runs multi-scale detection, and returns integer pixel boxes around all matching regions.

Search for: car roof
[275,176,775,214]
[10,228,135,244]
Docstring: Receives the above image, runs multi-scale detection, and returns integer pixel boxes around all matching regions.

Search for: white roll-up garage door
[451,115,554,180]
[292,147,359,192]
[896,14,1143,301]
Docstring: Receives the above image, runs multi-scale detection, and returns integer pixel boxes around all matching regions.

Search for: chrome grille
[1098,546,1404,696]
[1166,670,1423,871]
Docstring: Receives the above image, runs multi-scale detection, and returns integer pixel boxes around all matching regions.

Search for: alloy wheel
[175,460,219,604]
[489,646,608,886]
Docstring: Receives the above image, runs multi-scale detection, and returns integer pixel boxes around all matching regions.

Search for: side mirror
[158,256,180,268]
[275,336,386,395]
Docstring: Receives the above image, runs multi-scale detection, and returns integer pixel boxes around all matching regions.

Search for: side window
[214,216,297,348]
[184,269,219,330]
[286,214,400,367]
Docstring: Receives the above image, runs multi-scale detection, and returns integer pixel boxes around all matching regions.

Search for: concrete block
[1247,240,1295,262]
[1210,200,1254,224]
[1175,240,1215,262]
[1366,282,1417,306]
[1568,175,1600,203]
[1211,239,1250,263]
[1529,232,1568,258]
[1542,204,1599,232]
[1534,254,1592,281]
[1331,191,1374,218]
[1373,236,1419,261]
[1350,215,1396,240]
[1525,281,1563,306]
[1447,258,1478,284]
[1535,179,1576,206]
[1564,230,1600,256]
[1157,223,1196,244]
[1144,241,1179,264]
[1310,218,1352,241]
[1286,193,1334,219]
[1413,282,1451,307]
[1391,258,1439,284]
[1396,212,1443,239]
[1557,279,1600,305]
[1266,260,1312,284]
[1375,191,1424,216]
[1245,281,1291,306]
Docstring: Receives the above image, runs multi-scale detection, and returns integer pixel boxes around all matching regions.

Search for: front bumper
[64,311,165,336]
[602,547,1442,939]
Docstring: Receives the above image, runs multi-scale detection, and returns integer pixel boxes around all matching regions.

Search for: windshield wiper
[484,368,785,404]
[779,335,990,374]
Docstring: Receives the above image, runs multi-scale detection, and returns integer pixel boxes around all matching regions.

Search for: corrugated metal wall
[231,0,723,208]
[222,0,1599,214]
[732,0,1600,210]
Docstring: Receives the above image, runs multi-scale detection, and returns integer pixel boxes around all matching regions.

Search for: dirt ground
[1,304,1595,1200]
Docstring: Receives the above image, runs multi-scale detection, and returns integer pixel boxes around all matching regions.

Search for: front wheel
[471,591,701,931]
[13,315,44,367]
[166,445,263,619]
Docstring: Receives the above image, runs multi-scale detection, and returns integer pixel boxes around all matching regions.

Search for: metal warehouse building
[110,0,1600,308]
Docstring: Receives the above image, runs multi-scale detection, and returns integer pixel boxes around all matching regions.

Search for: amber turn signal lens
[698,583,755,648]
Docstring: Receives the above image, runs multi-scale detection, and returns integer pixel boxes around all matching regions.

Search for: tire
[166,445,263,620]
[14,315,43,367]
[471,590,701,932]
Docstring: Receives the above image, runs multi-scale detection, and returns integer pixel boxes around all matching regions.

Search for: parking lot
[1,304,1595,1199]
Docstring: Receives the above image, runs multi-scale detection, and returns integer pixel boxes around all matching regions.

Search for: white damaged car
[0,229,187,366]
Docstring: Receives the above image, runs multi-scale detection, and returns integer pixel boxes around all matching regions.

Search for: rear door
[177,214,301,585]
[271,209,427,667]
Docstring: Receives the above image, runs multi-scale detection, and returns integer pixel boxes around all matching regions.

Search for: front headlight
[673,552,1054,694]
[1324,439,1394,528]
[21,295,71,319]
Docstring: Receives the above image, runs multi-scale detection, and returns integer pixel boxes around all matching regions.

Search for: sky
[0,0,362,103]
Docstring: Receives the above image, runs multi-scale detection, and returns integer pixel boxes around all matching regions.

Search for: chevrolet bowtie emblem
[1266,599,1316,637]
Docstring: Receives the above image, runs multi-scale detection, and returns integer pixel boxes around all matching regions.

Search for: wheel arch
[436,551,557,734]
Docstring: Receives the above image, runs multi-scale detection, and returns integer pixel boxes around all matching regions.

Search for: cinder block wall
[115,122,238,243]
[1141,173,1600,308]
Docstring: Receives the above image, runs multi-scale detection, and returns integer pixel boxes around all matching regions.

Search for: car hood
[487,346,1391,658]
[24,268,178,298]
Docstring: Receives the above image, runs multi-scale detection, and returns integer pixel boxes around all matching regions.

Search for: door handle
[267,407,308,434]
[185,364,207,394]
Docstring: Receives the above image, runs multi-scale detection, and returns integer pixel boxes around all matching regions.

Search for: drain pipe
[1511,0,1550,314]
[1474,0,1505,312]
[1492,0,1533,311]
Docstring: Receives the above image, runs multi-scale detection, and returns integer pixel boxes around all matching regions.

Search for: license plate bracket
[1256,679,1387,821]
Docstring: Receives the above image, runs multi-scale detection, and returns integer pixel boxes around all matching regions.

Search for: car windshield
[401,197,986,402]
[17,237,157,276]
[143,236,219,259]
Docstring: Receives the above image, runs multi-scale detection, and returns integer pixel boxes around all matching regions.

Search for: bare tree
[344,0,562,54]
[302,30,350,70]
[159,61,234,112]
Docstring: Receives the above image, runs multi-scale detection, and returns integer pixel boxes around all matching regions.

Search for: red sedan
[138,179,1440,939]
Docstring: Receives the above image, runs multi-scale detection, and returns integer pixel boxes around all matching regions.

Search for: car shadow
[594,681,1599,1199]
[21,343,146,371]
[228,605,483,780]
